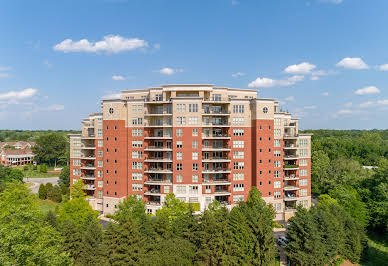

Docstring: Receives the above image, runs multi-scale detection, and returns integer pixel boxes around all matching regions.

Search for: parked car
[277,236,288,246]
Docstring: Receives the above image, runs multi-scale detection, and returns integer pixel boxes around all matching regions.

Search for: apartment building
[69,84,311,220]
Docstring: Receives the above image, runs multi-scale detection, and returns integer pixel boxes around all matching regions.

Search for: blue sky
[1,0,388,130]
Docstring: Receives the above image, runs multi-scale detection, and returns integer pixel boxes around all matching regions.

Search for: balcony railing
[284,165,299,169]
[202,134,230,139]
[284,175,299,180]
[85,185,96,190]
[202,168,231,173]
[144,146,172,150]
[81,175,96,180]
[202,122,231,127]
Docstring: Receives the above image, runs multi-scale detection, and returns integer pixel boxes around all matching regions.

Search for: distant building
[0,141,36,166]
[69,84,312,221]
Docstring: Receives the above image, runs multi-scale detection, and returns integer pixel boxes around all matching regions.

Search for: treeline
[0,180,278,265]
[0,130,80,142]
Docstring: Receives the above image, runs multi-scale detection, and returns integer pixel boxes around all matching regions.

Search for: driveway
[274,227,288,266]
[23,177,59,194]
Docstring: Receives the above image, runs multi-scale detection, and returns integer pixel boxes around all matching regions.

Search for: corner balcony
[81,156,96,160]
[202,157,231,163]
[284,175,299,180]
[283,134,298,139]
[284,186,300,191]
[202,147,231,152]
[202,134,231,140]
[144,157,173,163]
[80,165,96,170]
[81,175,96,180]
[283,144,298,150]
[202,168,231,174]
[81,135,96,140]
[85,184,96,191]
[284,155,299,160]
[144,188,162,196]
[284,196,298,201]
[144,146,173,151]
[80,146,96,150]
[144,168,173,174]
[284,165,299,170]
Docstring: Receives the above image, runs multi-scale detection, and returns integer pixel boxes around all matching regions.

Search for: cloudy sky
[1,0,387,130]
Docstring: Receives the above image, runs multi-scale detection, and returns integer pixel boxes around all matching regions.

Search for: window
[132,118,143,125]
[73,159,80,166]
[132,129,143,136]
[98,170,103,178]
[189,117,198,125]
[132,184,143,191]
[177,104,186,112]
[164,186,170,194]
[192,152,198,160]
[132,162,142,169]
[192,175,198,182]
[192,140,198,149]
[97,181,103,188]
[274,181,281,188]
[132,141,143,148]
[109,107,114,114]
[233,184,244,192]
[192,128,198,136]
[233,140,244,148]
[300,200,308,208]
[233,104,244,113]
[97,140,103,147]
[72,169,81,176]
[189,186,199,194]
[132,173,142,180]
[176,141,182,148]
[233,128,244,136]
[274,150,281,157]
[274,171,281,178]
[274,191,281,199]
[176,129,183,136]
[233,151,244,159]
[177,163,182,171]
[233,173,244,181]
[233,162,244,169]
[98,150,103,157]
[274,140,281,147]
[131,104,143,113]
[98,191,103,198]
[132,151,143,159]
[176,152,182,160]
[232,117,244,125]
[192,163,198,171]
[176,117,186,125]
[299,189,308,196]
[299,159,308,166]
[274,160,281,168]
[156,94,163,101]
[233,195,244,202]
[263,107,268,113]
[97,160,103,167]
[299,139,308,147]
[274,203,281,211]
[274,118,281,126]
[300,179,308,186]
[274,129,281,137]
[300,169,308,177]
[176,175,183,183]
[212,94,221,101]
[299,149,308,157]
[189,104,198,112]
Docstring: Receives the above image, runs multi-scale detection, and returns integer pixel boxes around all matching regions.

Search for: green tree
[33,133,68,167]
[113,195,148,224]
[71,179,87,199]
[0,181,72,265]
[45,210,57,227]
[59,165,70,188]
[57,197,98,227]
[39,163,48,173]
[311,150,331,194]
[156,193,190,224]
[51,185,63,203]
[45,182,54,199]
[38,183,47,199]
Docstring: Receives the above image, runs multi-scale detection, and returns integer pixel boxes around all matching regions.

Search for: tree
[45,210,57,227]
[57,197,98,227]
[112,195,148,224]
[33,133,68,167]
[51,185,63,203]
[71,179,87,199]
[59,165,70,188]
[0,181,72,265]
[311,150,331,194]
[45,182,54,199]
[39,163,48,173]
[38,183,47,199]
[156,193,190,224]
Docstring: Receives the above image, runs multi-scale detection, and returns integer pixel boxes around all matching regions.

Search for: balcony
[284,155,298,160]
[144,135,172,140]
[284,123,297,128]
[202,168,231,174]
[81,156,96,160]
[284,175,299,180]
[143,122,172,128]
[80,165,96,170]
[284,196,298,201]
[202,122,231,128]
[80,145,96,150]
[202,147,231,152]
[283,144,298,149]
[202,134,231,139]
[85,184,96,190]
[144,157,173,163]
[147,201,162,206]
[284,186,300,191]
[144,179,172,185]
[284,165,299,170]
[202,157,230,163]
[202,111,230,116]
[283,134,298,139]
[144,168,173,174]
[213,190,231,196]
[81,175,96,180]
[203,98,230,104]
[144,188,162,195]
[144,146,173,151]
[203,179,231,185]
[144,111,172,117]
[81,135,96,139]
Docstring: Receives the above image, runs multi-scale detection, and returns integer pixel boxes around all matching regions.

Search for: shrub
[39,164,47,173]
[38,184,47,200]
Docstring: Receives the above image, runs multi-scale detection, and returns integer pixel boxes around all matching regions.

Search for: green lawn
[16,165,61,178]
[361,233,388,266]
[38,199,60,214]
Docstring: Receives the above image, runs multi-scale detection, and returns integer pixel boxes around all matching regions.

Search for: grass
[361,232,388,266]
[16,165,61,178]
[38,199,60,214]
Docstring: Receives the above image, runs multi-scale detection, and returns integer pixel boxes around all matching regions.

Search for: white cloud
[232,72,245,78]
[377,99,388,105]
[45,104,64,111]
[337,109,353,115]
[336,57,369,70]
[158,67,183,76]
[0,66,11,72]
[112,75,126,81]
[0,88,38,101]
[248,75,304,88]
[53,35,149,54]
[0,73,10,78]
[378,64,388,71]
[304,105,317,109]
[310,76,320,81]
[359,101,374,108]
[355,86,380,95]
[345,102,352,107]
[322,92,329,96]
[153,43,161,49]
[285,96,295,102]
[102,93,121,100]
[284,62,316,75]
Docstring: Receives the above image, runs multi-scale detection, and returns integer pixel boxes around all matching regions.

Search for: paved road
[23,177,59,194]
[274,227,288,266]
